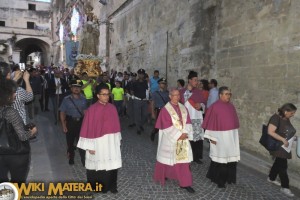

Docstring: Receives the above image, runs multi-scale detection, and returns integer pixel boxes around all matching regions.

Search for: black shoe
[137,130,141,135]
[140,126,144,131]
[128,123,136,128]
[150,132,155,141]
[110,189,118,194]
[81,160,85,167]
[194,160,203,164]
[45,109,50,111]
[69,159,74,165]
[227,181,235,184]
[218,184,226,188]
[181,186,195,193]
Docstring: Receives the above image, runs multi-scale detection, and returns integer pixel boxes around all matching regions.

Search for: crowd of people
[0,61,297,197]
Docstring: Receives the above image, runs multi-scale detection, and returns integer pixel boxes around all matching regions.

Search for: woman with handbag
[0,79,37,185]
[267,103,297,197]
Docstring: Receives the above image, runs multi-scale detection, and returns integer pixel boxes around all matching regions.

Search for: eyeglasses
[99,93,110,96]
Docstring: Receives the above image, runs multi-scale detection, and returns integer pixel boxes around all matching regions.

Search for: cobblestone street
[27,112,300,200]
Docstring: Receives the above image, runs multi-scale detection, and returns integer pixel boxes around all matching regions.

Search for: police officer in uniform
[130,69,148,135]
[59,79,87,165]
[150,78,170,141]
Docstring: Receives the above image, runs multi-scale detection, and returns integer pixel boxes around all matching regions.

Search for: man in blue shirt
[150,70,160,94]
[59,79,87,165]
[207,79,219,108]
[150,78,170,141]
[149,70,160,119]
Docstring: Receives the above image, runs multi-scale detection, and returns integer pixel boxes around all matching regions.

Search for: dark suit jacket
[122,79,130,93]
[47,77,68,96]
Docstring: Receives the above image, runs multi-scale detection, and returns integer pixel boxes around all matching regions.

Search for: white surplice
[204,129,240,163]
[77,132,122,171]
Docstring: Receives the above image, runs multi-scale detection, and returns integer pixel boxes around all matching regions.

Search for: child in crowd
[111,81,125,116]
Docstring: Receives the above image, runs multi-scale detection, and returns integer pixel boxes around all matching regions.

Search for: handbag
[296,137,300,158]
[0,116,10,148]
[0,108,30,155]
[176,139,189,162]
[259,124,282,151]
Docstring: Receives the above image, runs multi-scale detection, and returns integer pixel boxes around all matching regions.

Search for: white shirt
[55,78,62,94]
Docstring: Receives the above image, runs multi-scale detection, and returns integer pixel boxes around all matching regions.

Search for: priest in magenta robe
[202,86,240,188]
[153,88,195,193]
[77,84,122,194]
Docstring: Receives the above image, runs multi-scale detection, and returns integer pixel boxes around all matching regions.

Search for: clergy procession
[1,59,299,199]
[71,68,241,194]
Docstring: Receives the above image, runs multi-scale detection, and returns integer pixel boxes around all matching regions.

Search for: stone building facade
[0,0,52,65]
[53,0,300,187]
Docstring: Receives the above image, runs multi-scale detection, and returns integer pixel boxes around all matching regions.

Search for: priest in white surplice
[202,86,240,188]
[180,71,206,164]
[77,84,122,194]
[153,88,195,193]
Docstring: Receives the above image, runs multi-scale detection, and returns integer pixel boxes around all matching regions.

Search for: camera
[19,63,26,72]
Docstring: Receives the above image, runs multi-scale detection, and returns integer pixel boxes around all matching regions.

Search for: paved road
[27,111,300,200]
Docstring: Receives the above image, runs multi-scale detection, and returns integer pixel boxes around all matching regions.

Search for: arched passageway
[15,38,50,66]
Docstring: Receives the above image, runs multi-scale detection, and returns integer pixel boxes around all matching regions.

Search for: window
[27,22,35,29]
[0,21,5,26]
[28,4,36,11]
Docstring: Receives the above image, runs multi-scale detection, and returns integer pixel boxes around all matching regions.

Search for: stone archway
[15,38,50,66]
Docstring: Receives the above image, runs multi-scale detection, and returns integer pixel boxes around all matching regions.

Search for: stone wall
[0,0,51,28]
[101,0,300,186]
[0,0,51,10]
[215,0,300,174]
[103,0,216,81]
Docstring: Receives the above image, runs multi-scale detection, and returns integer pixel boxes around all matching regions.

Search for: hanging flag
[65,41,79,67]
